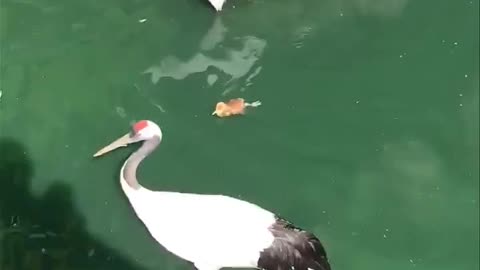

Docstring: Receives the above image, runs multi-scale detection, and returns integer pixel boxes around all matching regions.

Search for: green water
[0,0,478,269]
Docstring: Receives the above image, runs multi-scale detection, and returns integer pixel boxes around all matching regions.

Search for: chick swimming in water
[212,98,262,117]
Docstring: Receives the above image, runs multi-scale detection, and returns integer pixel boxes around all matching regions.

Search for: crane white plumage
[93,120,332,270]
[207,0,226,11]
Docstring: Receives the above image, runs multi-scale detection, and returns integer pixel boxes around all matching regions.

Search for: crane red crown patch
[133,120,148,133]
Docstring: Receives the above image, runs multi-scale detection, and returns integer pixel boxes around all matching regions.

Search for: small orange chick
[212,98,261,117]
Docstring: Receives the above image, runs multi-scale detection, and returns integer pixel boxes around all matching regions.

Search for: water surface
[0,0,478,270]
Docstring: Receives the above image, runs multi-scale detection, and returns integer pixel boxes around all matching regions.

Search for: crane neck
[122,135,161,190]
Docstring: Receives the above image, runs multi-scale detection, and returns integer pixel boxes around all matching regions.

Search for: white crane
[208,0,227,11]
[93,120,332,270]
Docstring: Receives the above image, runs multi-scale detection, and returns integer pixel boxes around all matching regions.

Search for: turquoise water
[0,0,478,269]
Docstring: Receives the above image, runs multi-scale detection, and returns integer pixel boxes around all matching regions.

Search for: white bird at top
[208,0,227,11]
[93,120,332,270]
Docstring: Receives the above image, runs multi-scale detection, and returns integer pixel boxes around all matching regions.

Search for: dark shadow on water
[0,137,148,270]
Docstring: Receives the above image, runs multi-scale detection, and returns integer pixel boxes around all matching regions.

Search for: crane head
[93,120,162,157]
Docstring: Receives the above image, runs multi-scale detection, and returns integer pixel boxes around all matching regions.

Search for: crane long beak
[93,133,131,157]
[212,110,218,115]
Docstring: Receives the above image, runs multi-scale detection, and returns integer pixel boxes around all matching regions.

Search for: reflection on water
[292,26,313,49]
[344,138,478,268]
[199,16,228,51]
[143,17,266,96]
[351,138,477,224]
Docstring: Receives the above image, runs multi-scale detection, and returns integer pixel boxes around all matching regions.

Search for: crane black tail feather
[257,215,331,270]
